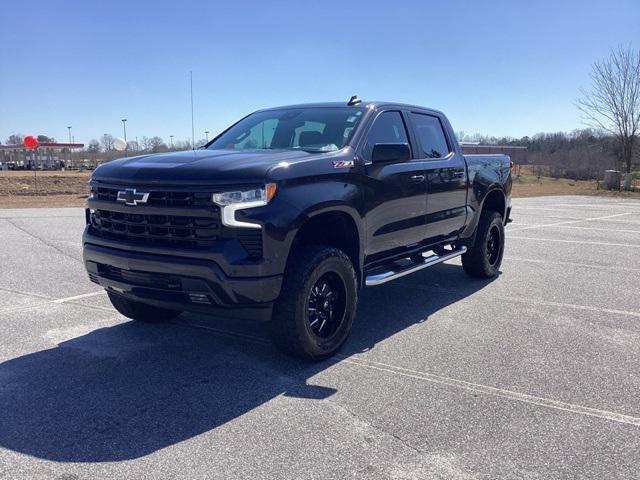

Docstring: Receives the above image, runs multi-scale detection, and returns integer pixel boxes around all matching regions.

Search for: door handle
[453,171,466,178]
[410,174,426,182]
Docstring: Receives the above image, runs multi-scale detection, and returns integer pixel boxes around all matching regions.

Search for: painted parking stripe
[176,321,640,427]
[508,224,640,234]
[508,212,633,232]
[514,204,640,210]
[498,295,640,318]
[395,283,640,318]
[52,290,107,303]
[508,236,640,248]
[503,256,640,273]
[339,356,640,427]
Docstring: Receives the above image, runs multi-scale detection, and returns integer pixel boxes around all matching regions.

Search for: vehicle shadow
[0,263,494,462]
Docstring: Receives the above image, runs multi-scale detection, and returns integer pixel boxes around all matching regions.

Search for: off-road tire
[271,246,358,360]
[462,210,504,278]
[108,292,181,323]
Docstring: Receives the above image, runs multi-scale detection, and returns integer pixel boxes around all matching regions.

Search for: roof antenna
[347,95,361,106]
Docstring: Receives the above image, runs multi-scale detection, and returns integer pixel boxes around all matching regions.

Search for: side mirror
[371,143,410,163]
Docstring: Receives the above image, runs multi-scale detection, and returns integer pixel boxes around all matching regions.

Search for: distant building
[0,142,84,169]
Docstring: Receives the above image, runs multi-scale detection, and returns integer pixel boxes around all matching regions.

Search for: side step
[365,246,467,286]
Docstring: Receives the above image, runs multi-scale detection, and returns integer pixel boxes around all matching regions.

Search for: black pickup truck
[83,98,512,359]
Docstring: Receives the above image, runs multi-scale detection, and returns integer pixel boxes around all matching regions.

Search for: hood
[91,149,327,186]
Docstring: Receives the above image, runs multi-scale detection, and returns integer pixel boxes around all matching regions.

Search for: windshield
[206,107,364,152]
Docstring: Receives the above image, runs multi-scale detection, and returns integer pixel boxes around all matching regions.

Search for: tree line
[457,129,631,179]
[4,128,636,178]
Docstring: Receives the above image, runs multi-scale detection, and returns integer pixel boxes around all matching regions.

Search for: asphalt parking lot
[1,195,639,479]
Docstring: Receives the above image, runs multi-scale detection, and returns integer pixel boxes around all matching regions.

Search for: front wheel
[462,210,505,278]
[271,246,358,360]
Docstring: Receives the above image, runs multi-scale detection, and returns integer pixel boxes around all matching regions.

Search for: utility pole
[190,71,195,150]
[121,119,127,144]
[205,130,209,142]
[67,126,72,168]
[170,135,174,149]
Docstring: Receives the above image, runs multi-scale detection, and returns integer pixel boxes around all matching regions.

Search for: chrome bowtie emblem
[116,188,149,206]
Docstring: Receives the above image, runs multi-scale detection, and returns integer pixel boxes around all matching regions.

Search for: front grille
[93,186,213,207]
[89,209,220,249]
[89,184,263,256]
[98,264,182,290]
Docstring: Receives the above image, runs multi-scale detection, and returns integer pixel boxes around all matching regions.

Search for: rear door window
[410,113,450,159]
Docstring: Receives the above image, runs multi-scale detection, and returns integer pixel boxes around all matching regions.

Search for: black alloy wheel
[486,224,502,266]
[461,210,505,278]
[307,272,347,339]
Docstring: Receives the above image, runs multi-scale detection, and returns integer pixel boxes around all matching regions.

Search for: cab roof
[257,101,445,117]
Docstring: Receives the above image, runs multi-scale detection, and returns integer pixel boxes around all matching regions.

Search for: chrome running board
[365,246,467,286]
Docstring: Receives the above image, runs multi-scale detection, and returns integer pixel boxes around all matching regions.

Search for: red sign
[23,135,38,149]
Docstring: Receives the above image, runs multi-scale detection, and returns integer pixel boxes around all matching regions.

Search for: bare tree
[100,134,115,152]
[577,45,640,173]
[5,134,23,145]
[141,136,167,153]
[173,139,193,151]
[86,139,101,153]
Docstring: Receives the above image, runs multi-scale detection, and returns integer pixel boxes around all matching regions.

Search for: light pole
[67,126,72,168]
[170,135,174,149]
[121,119,127,144]
[204,130,210,142]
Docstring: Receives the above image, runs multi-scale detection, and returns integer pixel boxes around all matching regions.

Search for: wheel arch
[287,207,364,286]
[460,186,507,247]
[481,188,507,220]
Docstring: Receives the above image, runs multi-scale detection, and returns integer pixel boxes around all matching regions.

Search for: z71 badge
[333,160,354,168]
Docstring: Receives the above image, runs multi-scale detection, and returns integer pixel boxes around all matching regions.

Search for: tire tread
[271,245,357,360]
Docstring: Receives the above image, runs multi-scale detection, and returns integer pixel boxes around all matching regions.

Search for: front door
[363,110,428,261]
[408,111,467,244]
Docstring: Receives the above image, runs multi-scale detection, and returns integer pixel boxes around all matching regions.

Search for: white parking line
[0,287,110,313]
[395,283,640,318]
[52,290,107,303]
[548,202,640,208]
[177,321,640,427]
[499,295,640,318]
[508,236,640,248]
[508,212,633,233]
[508,224,640,234]
[340,356,640,427]
[515,204,640,210]
[591,218,640,226]
[503,256,640,273]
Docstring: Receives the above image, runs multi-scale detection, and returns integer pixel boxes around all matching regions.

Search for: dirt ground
[0,171,90,208]
[0,169,638,208]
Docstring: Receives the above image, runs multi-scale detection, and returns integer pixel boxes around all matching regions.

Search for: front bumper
[83,242,283,313]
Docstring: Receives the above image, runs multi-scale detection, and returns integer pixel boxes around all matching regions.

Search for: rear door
[408,112,467,244]
[362,109,428,261]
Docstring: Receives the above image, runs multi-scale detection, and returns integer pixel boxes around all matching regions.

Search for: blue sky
[1,0,638,145]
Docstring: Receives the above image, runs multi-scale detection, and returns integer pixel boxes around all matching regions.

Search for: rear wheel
[107,292,181,323]
[271,246,358,360]
[462,210,504,278]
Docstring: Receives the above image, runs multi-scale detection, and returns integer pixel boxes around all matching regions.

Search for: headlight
[213,183,277,229]
[212,183,277,206]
